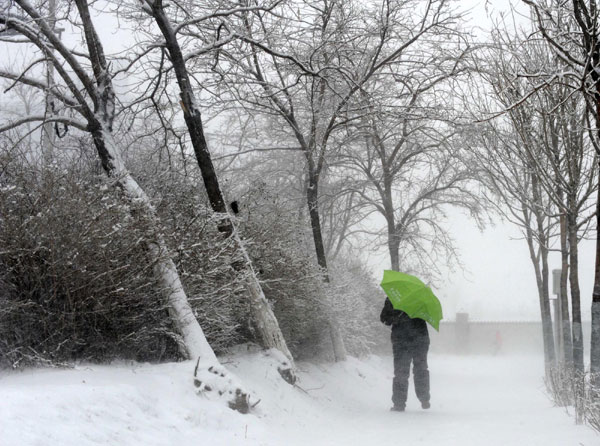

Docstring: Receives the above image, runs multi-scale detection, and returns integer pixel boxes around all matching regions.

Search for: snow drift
[1,349,597,446]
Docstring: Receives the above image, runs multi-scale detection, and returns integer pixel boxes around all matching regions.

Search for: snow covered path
[265,355,596,446]
[1,353,597,445]
[243,356,600,446]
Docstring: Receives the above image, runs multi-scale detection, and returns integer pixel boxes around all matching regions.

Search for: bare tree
[470,95,558,372]
[470,33,561,374]
[133,0,297,375]
[0,0,254,407]
[523,0,600,385]
[193,0,467,360]
[337,31,477,278]
[469,15,597,384]
[539,87,596,373]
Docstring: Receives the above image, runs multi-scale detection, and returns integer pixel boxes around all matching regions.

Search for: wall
[430,318,592,356]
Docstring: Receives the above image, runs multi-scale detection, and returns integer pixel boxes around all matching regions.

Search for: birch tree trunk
[146,1,295,369]
[73,0,219,364]
[89,126,217,363]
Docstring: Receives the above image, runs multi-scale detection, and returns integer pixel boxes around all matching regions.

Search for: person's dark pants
[392,339,430,408]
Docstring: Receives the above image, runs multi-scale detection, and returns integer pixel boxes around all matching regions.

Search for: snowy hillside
[1,350,597,446]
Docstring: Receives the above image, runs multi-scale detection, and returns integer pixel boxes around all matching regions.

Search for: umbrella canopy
[380,270,443,331]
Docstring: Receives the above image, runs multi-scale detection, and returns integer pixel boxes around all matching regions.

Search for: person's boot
[421,400,430,409]
[390,405,405,412]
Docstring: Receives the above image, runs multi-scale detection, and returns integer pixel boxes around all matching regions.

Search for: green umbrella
[380,270,443,331]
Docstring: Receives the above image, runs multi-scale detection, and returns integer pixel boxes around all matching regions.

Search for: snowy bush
[0,135,386,367]
[585,382,600,433]
[0,163,181,367]
[148,172,246,353]
[233,185,332,359]
[234,182,385,360]
[546,366,600,434]
[0,153,253,367]
[328,259,390,357]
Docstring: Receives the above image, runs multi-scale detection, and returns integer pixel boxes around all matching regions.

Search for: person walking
[380,297,430,411]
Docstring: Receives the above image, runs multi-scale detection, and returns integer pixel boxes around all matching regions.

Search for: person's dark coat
[380,298,430,409]
[380,298,429,345]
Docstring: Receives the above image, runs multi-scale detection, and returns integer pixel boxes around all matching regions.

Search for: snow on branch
[0,115,87,133]
[0,70,81,111]
[172,0,285,35]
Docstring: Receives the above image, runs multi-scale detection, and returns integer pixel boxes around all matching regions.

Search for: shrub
[0,165,180,367]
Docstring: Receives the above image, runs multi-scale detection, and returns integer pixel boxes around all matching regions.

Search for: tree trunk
[89,125,217,362]
[41,0,57,162]
[149,3,295,367]
[539,235,557,370]
[328,317,348,362]
[389,234,400,272]
[306,173,330,276]
[551,106,573,370]
[529,171,556,371]
[590,179,600,385]
[233,230,295,366]
[567,210,584,374]
[559,214,574,369]
[305,168,347,361]
[523,206,555,374]
[383,178,400,271]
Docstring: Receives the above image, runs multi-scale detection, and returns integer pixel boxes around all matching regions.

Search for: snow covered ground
[1,350,597,446]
